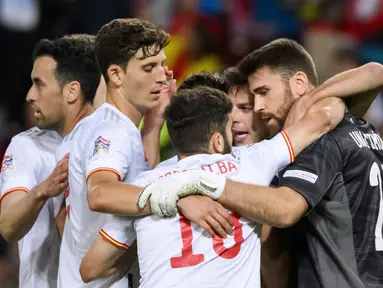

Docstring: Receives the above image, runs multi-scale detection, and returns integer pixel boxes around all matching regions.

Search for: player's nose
[231,106,240,122]
[253,96,265,112]
[156,66,167,83]
[26,86,37,102]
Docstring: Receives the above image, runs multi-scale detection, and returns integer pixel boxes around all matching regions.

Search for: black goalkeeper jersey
[277,112,383,288]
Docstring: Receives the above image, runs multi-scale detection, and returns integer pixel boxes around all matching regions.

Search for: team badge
[93,136,111,155]
[1,155,14,172]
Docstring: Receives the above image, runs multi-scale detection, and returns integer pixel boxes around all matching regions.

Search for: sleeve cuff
[0,187,29,207]
[86,168,121,182]
[99,229,130,250]
[280,130,295,163]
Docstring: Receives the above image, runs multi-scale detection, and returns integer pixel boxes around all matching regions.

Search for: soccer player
[156,71,230,168]
[148,39,383,288]
[175,69,267,146]
[224,67,269,145]
[57,18,171,287]
[80,86,345,287]
[0,34,101,288]
[157,70,261,169]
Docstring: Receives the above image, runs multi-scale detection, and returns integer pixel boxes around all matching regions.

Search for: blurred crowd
[0,0,383,286]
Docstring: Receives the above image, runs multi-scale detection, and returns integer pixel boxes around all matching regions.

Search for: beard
[263,85,295,139]
[222,132,233,154]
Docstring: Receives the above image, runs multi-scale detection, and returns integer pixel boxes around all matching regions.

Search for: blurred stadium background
[0,0,383,286]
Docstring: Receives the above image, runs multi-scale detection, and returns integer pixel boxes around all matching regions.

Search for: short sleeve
[0,136,40,201]
[241,132,295,184]
[277,133,343,211]
[86,122,132,181]
[100,216,137,249]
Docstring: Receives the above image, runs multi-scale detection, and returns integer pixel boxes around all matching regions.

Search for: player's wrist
[33,181,50,201]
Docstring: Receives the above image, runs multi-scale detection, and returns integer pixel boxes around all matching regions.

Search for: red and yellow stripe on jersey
[0,187,29,207]
[281,130,295,163]
[99,229,129,250]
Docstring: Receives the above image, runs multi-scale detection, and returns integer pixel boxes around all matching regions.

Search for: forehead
[248,67,283,91]
[133,46,166,64]
[228,86,252,104]
[31,56,57,78]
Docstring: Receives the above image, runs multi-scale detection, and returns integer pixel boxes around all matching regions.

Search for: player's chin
[146,99,160,110]
[36,122,50,130]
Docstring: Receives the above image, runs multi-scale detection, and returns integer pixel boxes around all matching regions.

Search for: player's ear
[107,64,124,88]
[289,71,309,98]
[210,132,224,154]
[64,81,81,104]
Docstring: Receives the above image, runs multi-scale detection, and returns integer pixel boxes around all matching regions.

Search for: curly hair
[95,18,170,82]
[165,87,232,154]
[32,34,101,103]
[178,71,229,93]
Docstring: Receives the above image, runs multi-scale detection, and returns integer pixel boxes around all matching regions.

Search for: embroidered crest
[93,136,111,155]
[1,155,14,172]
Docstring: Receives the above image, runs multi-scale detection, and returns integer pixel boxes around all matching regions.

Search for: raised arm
[304,62,383,117]
[141,67,176,168]
[283,97,344,157]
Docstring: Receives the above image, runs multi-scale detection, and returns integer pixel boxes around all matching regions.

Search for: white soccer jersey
[101,132,294,288]
[155,155,178,168]
[58,103,149,288]
[0,127,61,288]
[53,117,88,217]
[155,146,247,169]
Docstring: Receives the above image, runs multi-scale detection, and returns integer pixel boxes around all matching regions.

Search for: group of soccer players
[0,17,382,288]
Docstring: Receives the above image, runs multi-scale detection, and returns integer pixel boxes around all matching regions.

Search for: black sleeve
[277,133,343,212]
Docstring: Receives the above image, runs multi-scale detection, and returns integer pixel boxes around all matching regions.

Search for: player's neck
[106,89,143,127]
[59,103,93,137]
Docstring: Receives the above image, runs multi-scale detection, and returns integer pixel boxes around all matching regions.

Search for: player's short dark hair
[95,18,170,82]
[165,87,232,154]
[177,71,229,93]
[32,34,101,103]
[224,66,248,93]
[237,38,319,86]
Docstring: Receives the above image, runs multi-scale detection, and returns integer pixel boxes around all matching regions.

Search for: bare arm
[0,190,47,242]
[305,62,383,116]
[219,180,307,227]
[80,234,137,283]
[141,125,162,169]
[87,171,151,215]
[284,97,345,157]
[0,155,68,242]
